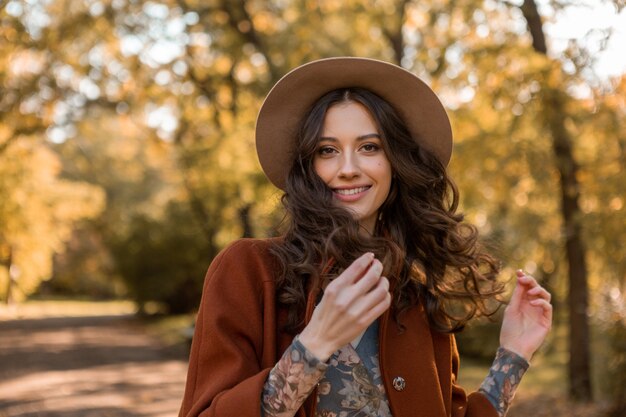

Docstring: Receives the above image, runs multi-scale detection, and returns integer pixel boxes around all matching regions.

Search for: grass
[141,313,195,348]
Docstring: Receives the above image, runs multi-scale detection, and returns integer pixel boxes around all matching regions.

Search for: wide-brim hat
[255,57,452,190]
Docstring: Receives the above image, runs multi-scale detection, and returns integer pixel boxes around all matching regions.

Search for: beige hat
[255,57,452,190]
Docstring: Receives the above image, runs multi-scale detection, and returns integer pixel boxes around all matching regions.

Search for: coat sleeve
[450,335,499,417]
[178,239,277,417]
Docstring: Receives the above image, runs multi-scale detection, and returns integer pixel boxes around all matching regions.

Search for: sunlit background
[1,0,625,416]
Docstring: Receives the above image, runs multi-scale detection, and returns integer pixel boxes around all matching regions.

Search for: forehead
[321,101,379,135]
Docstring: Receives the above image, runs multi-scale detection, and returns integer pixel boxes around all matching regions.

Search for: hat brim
[255,57,452,190]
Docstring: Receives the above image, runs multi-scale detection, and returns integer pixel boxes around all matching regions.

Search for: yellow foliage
[0,141,105,301]
[1,0,624,324]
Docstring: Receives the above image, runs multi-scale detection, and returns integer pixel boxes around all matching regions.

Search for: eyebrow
[318,133,381,141]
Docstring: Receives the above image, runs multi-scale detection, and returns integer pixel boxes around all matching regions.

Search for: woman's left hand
[499,270,553,361]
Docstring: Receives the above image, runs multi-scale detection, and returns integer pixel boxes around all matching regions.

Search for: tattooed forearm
[478,347,530,417]
[261,337,328,417]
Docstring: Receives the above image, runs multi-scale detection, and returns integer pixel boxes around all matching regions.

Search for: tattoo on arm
[478,347,530,416]
[261,336,328,417]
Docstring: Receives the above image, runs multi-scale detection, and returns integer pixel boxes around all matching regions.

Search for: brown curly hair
[271,88,504,334]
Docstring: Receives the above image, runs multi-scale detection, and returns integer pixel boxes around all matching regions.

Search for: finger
[518,272,550,302]
[323,258,381,309]
[324,277,389,337]
[517,271,539,288]
[335,265,385,318]
[332,252,375,287]
[351,259,383,296]
[528,286,551,302]
[353,281,391,326]
[529,298,551,309]
[354,276,389,312]
[529,299,553,320]
[508,271,525,311]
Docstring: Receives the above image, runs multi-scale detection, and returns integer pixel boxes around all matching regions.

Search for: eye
[316,145,337,156]
[361,143,381,152]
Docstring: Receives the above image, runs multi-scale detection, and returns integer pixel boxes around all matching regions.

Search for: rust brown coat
[179,238,498,417]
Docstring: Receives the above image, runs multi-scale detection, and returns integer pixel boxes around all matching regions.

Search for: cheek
[377,161,393,186]
[380,168,393,200]
[313,159,332,182]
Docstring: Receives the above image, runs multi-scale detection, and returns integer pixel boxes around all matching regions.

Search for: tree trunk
[172,121,219,256]
[382,0,411,65]
[3,245,14,305]
[238,204,254,238]
[518,0,593,401]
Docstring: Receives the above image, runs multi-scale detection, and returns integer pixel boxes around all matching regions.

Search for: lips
[334,186,370,195]
[332,185,371,202]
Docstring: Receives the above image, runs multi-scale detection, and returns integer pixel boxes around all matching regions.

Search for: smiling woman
[313,98,392,234]
[178,57,553,417]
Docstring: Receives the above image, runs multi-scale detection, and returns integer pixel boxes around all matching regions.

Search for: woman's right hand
[298,252,391,361]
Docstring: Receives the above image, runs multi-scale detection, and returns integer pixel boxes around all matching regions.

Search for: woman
[179,57,552,417]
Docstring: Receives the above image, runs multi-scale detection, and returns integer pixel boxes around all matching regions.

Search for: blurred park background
[1,0,625,416]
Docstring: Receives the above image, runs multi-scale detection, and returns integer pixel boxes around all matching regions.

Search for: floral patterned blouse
[261,320,528,417]
[316,320,391,417]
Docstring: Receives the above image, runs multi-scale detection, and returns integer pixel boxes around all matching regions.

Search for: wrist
[298,329,334,362]
[499,344,532,363]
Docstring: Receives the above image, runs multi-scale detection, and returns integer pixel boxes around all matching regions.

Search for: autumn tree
[504,0,595,400]
[0,140,104,303]
[380,0,625,403]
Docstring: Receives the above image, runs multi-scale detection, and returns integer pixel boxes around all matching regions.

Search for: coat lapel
[380,303,448,417]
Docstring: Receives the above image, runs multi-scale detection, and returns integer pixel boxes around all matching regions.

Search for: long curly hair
[271,88,504,334]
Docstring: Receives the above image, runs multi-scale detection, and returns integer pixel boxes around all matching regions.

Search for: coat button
[392,376,406,391]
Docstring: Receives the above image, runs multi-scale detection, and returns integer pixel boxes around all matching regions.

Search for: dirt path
[0,310,612,417]
[0,314,189,417]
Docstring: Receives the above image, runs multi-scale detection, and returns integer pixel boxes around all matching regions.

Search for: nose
[338,152,360,179]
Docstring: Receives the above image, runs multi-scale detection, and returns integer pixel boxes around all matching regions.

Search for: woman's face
[313,101,393,233]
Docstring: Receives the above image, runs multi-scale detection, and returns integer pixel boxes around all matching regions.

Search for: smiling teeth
[335,186,369,195]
